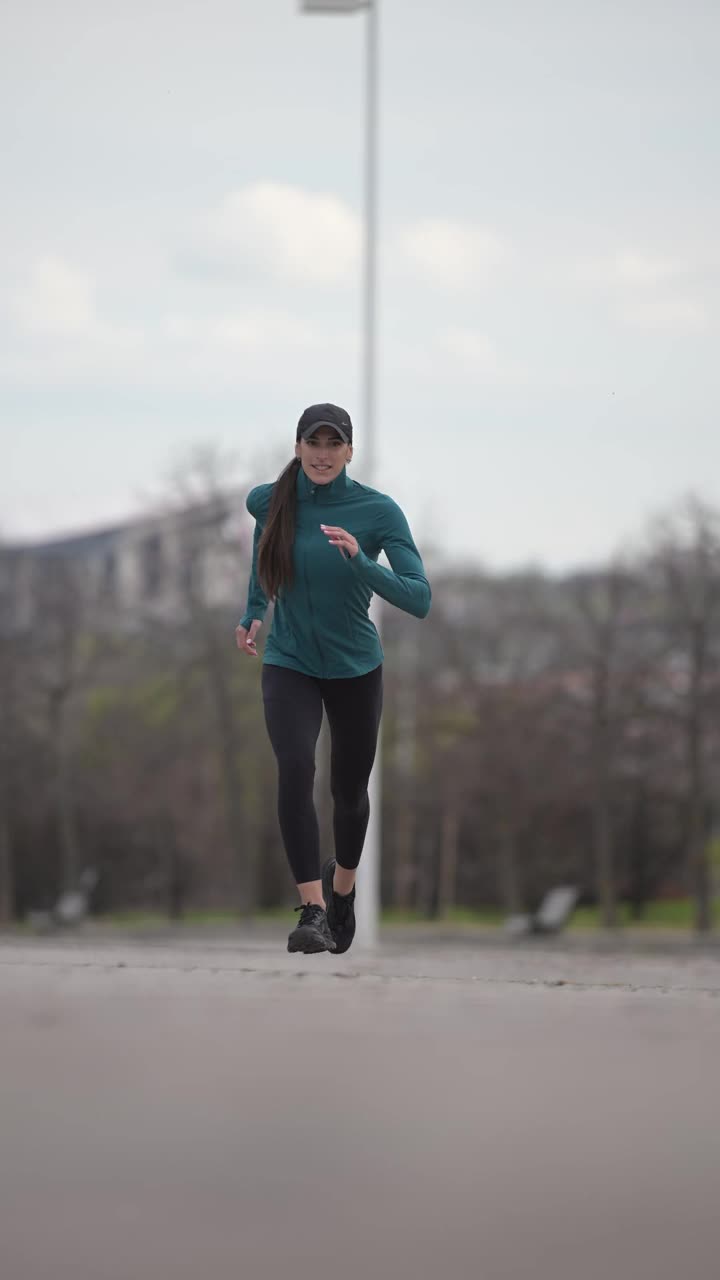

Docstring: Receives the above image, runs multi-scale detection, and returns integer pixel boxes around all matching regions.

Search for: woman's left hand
[321,525,359,559]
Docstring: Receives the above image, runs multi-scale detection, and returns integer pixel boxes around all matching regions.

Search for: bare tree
[0,550,16,921]
[30,555,94,892]
[562,565,639,928]
[477,685,534,917]
[389,623,421,912]
[162,445,259,913]
[648,498,720,932]
[433,693,476,919]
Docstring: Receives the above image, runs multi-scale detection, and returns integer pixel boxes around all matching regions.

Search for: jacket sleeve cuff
[238,611,263,630]
[347,549,374,580]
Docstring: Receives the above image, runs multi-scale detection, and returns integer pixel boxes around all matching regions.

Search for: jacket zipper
[305,486,325,677]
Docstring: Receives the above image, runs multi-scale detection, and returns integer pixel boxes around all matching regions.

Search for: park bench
[504,885,580,938]
[27,867,99,932]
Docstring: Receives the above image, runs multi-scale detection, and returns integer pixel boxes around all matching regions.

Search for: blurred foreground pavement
[2,930,719,1280]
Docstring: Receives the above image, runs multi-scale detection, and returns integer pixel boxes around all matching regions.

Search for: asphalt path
[2,932,718,1280]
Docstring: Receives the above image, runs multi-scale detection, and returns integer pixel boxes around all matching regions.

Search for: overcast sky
[2,0,719,570]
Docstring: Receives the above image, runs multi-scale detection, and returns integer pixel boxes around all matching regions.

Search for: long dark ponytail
[257,457,301,600]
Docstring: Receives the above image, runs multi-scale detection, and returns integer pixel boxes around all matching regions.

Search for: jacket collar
[296,465,353,503]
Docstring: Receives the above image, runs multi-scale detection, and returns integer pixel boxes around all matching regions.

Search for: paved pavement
[2,931,719,1280]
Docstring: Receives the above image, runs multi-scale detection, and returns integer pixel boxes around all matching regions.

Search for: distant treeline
[1,493,718,931]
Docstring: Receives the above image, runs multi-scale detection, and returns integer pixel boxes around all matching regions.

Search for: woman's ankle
[333,864,356,897]
[296,880,325,909]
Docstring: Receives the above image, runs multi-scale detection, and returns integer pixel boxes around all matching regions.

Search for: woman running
[236,403,431,955]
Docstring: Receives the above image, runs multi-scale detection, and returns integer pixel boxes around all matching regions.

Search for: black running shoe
[322,859,356,955]
[287,903,337,955]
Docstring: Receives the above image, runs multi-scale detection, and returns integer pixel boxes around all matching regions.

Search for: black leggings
[261,664,383,885]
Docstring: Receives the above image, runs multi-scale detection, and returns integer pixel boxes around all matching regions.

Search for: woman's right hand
[235,620,262,657]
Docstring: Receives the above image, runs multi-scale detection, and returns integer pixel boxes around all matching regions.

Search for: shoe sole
[287,927,336,955]
[321,859,356,956]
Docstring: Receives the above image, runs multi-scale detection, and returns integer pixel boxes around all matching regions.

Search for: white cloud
[211,310,318,351]
[621,299,707,333]
[14,256,98,338]
[401,219,508,290]
[196,197,511,295]
[575,250,689,290]
[572,248,710,334]
[200,182,361,287]
[613,252,687,287]
[164,305,343,356]
[2,267,356,388]
[3,255,143,382]
[438,327,523,382]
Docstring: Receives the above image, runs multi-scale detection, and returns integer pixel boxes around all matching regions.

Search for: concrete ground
[2,929,719,1280]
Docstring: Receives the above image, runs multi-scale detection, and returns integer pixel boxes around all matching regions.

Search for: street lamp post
[300,0,380,948]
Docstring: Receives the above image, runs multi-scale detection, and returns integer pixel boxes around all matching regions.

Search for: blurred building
[0,492,249,633]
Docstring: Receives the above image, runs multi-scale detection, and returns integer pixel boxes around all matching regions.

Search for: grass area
[570,900,719,930]
[383,905,506,927]
[97,906,312,927]
[89,898,718,931]
[400,900,718,930]
[100,909,241,927]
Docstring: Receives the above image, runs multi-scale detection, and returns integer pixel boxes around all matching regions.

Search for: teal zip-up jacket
[239,466,431,679]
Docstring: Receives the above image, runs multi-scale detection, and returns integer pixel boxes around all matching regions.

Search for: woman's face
[295,426,353,485]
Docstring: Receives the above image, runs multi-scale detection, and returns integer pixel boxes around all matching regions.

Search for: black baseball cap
[297,403,353,445]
